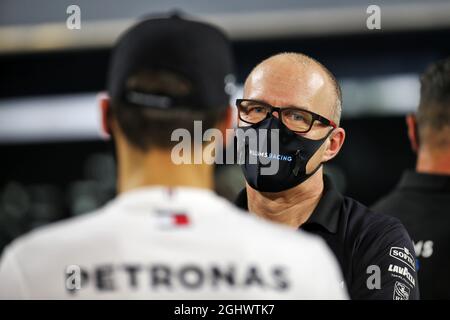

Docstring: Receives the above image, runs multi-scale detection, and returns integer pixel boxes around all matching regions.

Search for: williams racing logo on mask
[389,247,416,271]
[248,150,293,162]
[393,281,410,300]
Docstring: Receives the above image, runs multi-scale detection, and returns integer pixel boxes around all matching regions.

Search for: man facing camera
[235,52,419,300]
[0,16,346,299]
[373,57,450,299]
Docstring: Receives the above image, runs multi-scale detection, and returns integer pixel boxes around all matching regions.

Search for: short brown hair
[417,57,450,147]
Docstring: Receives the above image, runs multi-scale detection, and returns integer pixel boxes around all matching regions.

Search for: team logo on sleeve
[389,247,415,271]
[393,281,410,300]
[388,264,415,287]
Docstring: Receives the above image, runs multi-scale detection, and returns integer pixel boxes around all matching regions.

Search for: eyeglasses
[236,99,337,133]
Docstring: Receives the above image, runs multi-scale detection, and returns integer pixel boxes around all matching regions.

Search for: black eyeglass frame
[236,98,338,133]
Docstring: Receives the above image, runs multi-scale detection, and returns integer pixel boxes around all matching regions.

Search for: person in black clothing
[373,57,450,299]
[235,52,419,300]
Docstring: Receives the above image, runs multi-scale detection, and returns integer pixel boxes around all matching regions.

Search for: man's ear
[323,127,346,162]
[406,114,419,153]
[98,92,112,138]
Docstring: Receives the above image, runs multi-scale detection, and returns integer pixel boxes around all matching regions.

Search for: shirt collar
[235,175,343,234]
[397,170,450,192]
[303,175,342,234]
[111,186,218,211]
[235,188,249,210]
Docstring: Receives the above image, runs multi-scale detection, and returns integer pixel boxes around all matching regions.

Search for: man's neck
[117,148,214,194]
[416,147,450,175]
[246,169,324,229]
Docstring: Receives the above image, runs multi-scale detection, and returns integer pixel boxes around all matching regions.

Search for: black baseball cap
[107,14,236,111]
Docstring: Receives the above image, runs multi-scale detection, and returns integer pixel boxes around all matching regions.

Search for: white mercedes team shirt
[0,186,347,299]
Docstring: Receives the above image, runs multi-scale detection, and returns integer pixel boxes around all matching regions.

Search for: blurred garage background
[1,0,450,252]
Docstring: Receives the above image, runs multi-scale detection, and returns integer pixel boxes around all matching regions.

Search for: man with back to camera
[0,16,347,299]
[234,52,420,300]
[373,57,450,299]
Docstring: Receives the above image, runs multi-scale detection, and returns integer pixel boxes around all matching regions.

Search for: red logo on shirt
[156,209,190,228]
[173,213,189,226]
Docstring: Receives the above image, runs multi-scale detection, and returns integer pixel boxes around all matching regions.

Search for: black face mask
[237,116,333,192]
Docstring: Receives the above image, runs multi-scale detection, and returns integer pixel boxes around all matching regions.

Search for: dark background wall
[1,28,449,252]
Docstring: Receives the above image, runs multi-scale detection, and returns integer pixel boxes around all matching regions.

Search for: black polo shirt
[373,170,450,299]
[235,175,420,300]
